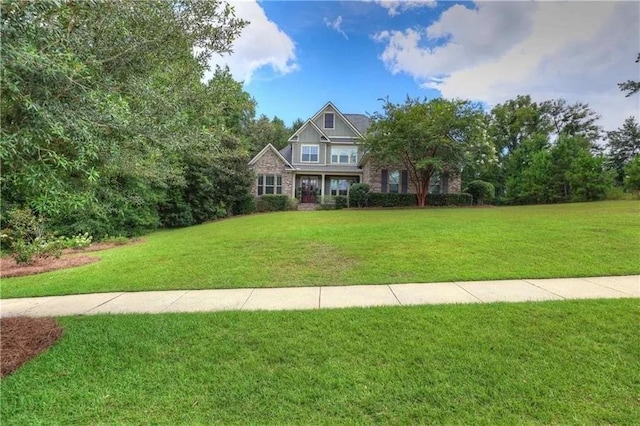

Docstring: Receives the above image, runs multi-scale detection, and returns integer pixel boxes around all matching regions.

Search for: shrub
[61,233,93,249]
[0,208,98,264]
[349,183,370,207]
[256,195,294,212]
[368,193,417,207]
[232,195,257,215]
[624,155,640,193]
[604,186,626,200]
[0,208,63,264]
[464,180,496,205]
[286,197,299,211]
[334,195,348,209]
[0,207,44,246]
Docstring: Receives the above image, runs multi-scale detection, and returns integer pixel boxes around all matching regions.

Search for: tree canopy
[1,0,256,236]
[365,97,484,207]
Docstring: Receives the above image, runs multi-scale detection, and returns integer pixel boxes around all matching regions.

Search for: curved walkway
[1,276,638,318]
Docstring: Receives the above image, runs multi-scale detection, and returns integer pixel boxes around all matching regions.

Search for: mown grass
[2,299,639,424]
[1,201,639,298]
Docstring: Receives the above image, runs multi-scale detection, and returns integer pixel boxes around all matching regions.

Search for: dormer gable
[287,119,330,143]
[287,102,367,144]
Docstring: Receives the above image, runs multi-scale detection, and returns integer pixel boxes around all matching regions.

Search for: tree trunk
[418,176,430,207]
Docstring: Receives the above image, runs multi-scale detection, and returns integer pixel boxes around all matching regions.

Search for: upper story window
[331,147,357,165]
[301,145,319,162]
[324,113,334,129]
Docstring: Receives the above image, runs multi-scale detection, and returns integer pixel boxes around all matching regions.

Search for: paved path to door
[1,276,638,318]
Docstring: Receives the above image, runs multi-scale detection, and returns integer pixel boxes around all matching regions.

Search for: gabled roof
[343,114,371,135]
[307,101,366,138]
[279,144,293,163]
[285,102,371,144]
[248,143,294,169]
[287,118,330,142]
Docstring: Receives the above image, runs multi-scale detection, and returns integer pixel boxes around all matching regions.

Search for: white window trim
[330,147,358,165]
[323,112,335,129]
[300,144,320,163]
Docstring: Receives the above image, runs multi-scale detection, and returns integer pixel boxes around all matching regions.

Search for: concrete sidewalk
[1,276,638,318]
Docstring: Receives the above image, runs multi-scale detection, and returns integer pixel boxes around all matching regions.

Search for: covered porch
[294,173,361,204]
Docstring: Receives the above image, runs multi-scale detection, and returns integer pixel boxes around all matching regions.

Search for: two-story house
[248,102,461,204]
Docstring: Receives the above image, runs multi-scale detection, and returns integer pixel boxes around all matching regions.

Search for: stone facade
[447,175,461,193]
[250,148,294,197]
[361,157,461,194]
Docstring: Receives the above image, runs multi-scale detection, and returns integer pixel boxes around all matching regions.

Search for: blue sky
[208,1,639,131]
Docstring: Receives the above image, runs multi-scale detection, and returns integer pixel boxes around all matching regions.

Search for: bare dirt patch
[0,317,63,377]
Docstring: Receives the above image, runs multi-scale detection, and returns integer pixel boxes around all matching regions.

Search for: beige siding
[292,143,327,166]
[312,105,359,138]
[297,125,321,143]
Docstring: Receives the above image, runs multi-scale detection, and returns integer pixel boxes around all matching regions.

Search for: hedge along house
[248,102,461,204]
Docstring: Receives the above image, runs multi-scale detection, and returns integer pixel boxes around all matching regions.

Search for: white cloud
[376,0,437,17]
[324,15,348,40]
[374,1,640,131]
[204,1,297,84]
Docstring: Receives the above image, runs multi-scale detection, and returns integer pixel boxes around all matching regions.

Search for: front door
[300,176,318,203]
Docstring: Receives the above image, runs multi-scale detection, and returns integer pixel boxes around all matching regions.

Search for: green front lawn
[2,201,639,298]
[2,300,639,424]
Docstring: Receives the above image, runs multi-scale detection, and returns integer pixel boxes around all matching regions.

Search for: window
[324,113,334,129]
[388,170,400,193]
[257,174,282,195]
[329,178,355,196]
[429,173,441,194]
[331,147,357,164]
[301,145,319,162]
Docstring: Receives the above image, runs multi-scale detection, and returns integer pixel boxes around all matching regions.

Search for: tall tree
[245,114,290,155]
[618,53,640,97]
[540,99,603,143]
[607,117,640,185]
[365,97,484,207]
[290,118,305,134]
[505,135,612,204]
[486,95,551,195]
[1,0,251,236]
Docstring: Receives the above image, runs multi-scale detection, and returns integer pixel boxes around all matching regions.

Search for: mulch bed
[0,240,141,278]
[0,317,64,377]
[0,255,101,279]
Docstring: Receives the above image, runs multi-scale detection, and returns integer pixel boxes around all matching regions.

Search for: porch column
[291,173,296,198]
[320,173,325,204]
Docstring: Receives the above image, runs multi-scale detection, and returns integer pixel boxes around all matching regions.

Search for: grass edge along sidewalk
[1,299,639,424]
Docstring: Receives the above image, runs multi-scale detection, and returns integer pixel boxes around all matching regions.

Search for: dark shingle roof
[279,144,292,163]
[343,114,371,135]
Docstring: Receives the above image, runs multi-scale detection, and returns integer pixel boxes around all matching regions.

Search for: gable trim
[289,102,365,142]
[288,119,331,142]
[248,143,294,169]
[308,101,364,138]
